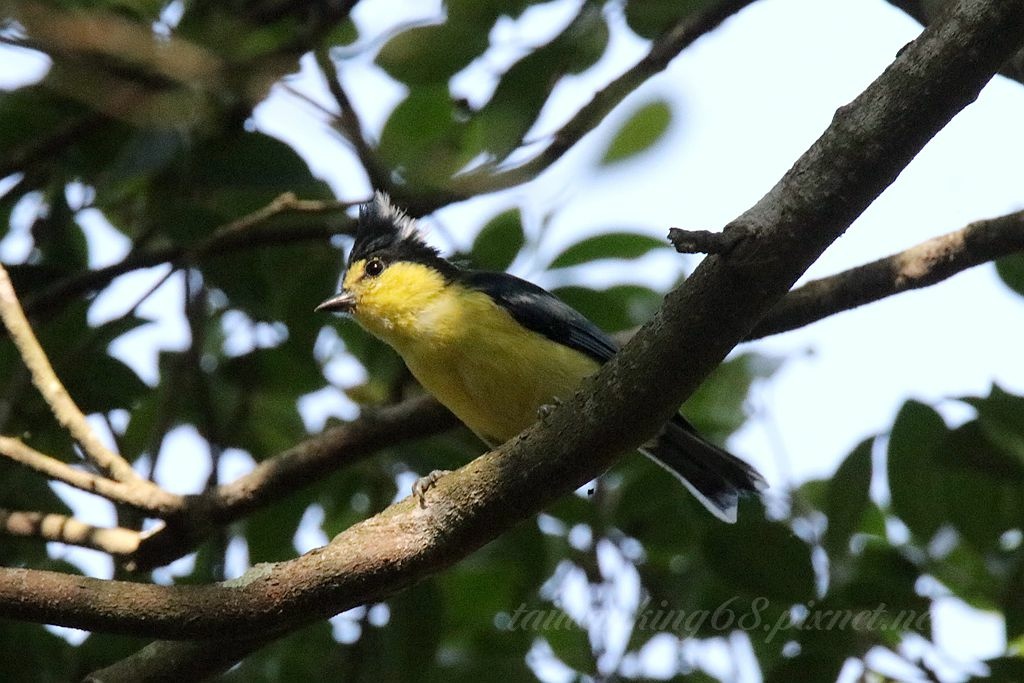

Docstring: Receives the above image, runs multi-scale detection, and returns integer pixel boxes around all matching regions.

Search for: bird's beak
[316,290,356,314]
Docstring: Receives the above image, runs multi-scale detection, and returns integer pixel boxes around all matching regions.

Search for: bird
[317,192,766,522]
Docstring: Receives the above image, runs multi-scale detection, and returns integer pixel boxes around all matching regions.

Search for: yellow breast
[359,281,599,445]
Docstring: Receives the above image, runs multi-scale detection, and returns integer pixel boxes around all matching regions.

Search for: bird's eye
[364,258,385,277]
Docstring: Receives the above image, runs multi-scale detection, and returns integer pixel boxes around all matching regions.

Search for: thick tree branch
[0,508,142,555]
[0,0,1014,650]
[885,0,1024,86]
[451,0,759,195]
[749,209,1024,339]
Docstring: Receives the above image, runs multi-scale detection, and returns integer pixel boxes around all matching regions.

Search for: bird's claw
[537,396,563,421]
[412,469,451,507]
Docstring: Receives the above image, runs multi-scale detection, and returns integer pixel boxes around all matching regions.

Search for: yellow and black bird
[317,192,765,522]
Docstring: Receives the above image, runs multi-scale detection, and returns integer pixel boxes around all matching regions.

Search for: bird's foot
[412,469,451,508]
[537,396,564,421]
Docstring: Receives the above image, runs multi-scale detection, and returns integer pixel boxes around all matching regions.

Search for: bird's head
[317,192,458,341]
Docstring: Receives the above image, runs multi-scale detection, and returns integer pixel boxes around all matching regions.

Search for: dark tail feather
[640,415,766,523]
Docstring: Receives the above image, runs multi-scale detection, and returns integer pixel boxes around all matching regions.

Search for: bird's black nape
[348,192,457,277]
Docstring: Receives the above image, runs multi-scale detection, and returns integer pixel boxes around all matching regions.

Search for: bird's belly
[402,334,599,446]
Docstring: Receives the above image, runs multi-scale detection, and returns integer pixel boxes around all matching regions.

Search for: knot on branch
[667,227,747,255]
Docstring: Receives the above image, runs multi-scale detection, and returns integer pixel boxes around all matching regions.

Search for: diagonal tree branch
[0,0,1015,665]
[62,190,1024,570]
[884,0,1024,86]
[15,205,1020,564]
[749,209,1024,339]
[0,263,142,483]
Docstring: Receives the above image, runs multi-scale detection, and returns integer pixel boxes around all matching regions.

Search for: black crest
[348,192,455,276]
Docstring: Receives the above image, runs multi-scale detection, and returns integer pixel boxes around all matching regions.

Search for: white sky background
[1,0,1023,679]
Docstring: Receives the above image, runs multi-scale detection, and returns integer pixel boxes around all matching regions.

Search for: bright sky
[1,0,1022,679]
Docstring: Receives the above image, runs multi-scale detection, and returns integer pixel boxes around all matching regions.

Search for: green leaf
[0,87,86,167]
[685,352,783,442]
[382,582,448,677]
[378,86,470,186]
[766,651,848,683]
[376,23,489,85]
[823,439,873,557]
[939,420,1024,480]
[624,0,718,39]
[1004,558,1024,640]
[33,182,89,274]
[63,353,149,413]
[928,541,1001,611]
[703,501,816,603]
[0,621,74,683]
[553,285,661,332]
[601,101,672,164]
[562,8,609,75]
[974,656,1024,682]
[963,385,1024,464]
[996,252,1024,298]
[887,401,948,541]
[832,541,930,640]
[470,5,608,160]
[543,610,597,675]
[939,456,1024,553]
[549,232,666,269]
[221,345,324,398]
[149,130,332,244]
[204,242,341,347]
[243,495,310,564]
[0,460,72,528]
[471,209,524,271]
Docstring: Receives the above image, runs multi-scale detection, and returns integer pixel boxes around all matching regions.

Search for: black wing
[460,271,618,364]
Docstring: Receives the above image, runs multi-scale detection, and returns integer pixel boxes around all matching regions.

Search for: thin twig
[0,508,142,555]
[189,192,355,258]
[748,209,1024,339]
[22,194,356,317]
[451,0,759,195]
[314,48,392,194]
[0,435,184,515]
[0,264,140,483]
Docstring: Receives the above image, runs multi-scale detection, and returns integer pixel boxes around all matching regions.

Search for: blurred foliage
[0,0,1022,681]
[600,100,673,165]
